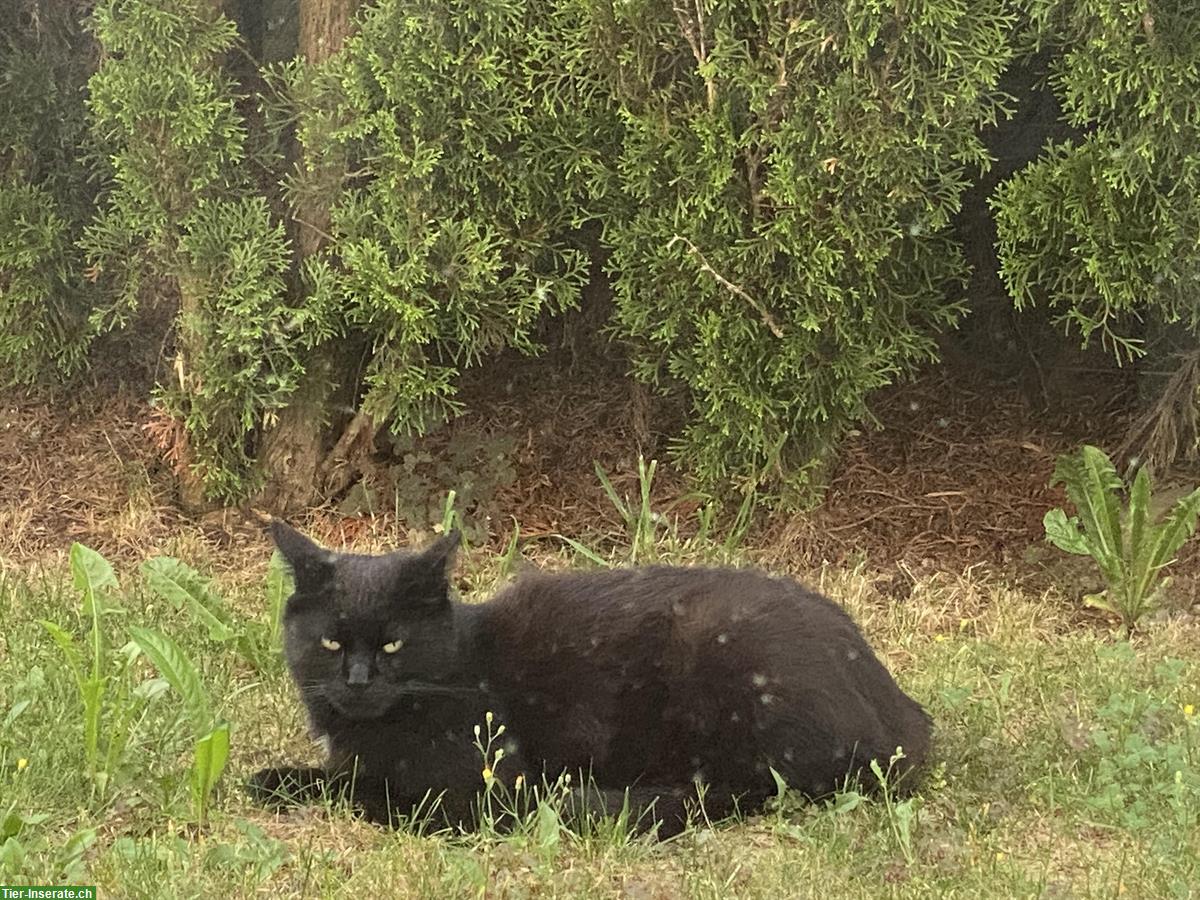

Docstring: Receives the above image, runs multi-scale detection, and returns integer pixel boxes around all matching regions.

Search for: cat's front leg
[247,765,339,807]
[250,764,397,818]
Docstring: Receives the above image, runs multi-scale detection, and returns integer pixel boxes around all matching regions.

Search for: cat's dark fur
[250,522,932,836]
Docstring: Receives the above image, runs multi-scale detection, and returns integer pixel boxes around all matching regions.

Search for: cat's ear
[375,530,460,606]
[419,528,461,575]
[269,520,335,590]
[395,529,460,604]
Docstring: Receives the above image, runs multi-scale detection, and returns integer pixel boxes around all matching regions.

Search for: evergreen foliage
[565,0,1015,497]
[0,3,94,383]
[82,0,309,499]
[292,0,588,435]
[993,1,1200,360]
[2,0,1198,505]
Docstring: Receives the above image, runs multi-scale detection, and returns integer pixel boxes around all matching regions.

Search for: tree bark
[256,0,362,514]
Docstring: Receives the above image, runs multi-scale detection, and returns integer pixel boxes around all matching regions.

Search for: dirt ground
[2,349,1197,612]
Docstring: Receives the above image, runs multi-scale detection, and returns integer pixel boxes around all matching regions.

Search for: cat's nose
[346,659,371,686]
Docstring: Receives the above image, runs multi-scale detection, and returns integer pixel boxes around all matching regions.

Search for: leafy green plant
[380,431,519,544]
[141,555,283,673]
[0,7,95,384]
[0,183,91,383]
[38,543,147,798]
[1063,647,1200,836]
[767,749,921,866]
[1044,445,1200,631]
[40,543,233,821]
[83,0,306,501]
[993,2,1200,362]
[868,749,921,867]
[127,627,230,825]
[292,0,587,442]
[464,712,637,848]
[0,808,95,884]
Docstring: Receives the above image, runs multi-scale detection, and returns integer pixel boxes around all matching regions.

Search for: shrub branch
[668,235,785,338]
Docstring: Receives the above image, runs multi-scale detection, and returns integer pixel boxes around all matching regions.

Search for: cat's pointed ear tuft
[421,528,461,577]
[269,520,335,589]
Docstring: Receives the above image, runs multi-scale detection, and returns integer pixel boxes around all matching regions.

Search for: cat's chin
[328,695,392,721]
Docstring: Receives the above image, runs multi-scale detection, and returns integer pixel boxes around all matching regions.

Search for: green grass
[1,535,1198,899]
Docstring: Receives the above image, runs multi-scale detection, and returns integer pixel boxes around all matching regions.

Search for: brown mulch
[0,389,182,563]
[783,366,1134,572]
[2,347,1187,590]
[437,351,1141,578]
[421,351,692,542]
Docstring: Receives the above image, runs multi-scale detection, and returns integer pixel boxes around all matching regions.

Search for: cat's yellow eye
[382,639,403,654]
[320,637,341,652]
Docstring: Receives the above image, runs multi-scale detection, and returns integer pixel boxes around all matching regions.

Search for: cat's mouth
[328,691,392,720]
[323,678,482,719]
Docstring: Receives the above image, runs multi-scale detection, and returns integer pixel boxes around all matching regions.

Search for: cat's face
[271,521,463,721]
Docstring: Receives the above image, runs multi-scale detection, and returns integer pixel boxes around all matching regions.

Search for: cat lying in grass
[250,522,931,837]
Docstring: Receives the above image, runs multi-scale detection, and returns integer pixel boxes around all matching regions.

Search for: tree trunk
[256,0,362,514]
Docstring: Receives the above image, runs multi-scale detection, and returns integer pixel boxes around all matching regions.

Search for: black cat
[249,521,932,837]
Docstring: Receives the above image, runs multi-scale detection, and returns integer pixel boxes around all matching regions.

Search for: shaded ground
[4,345,1199,611]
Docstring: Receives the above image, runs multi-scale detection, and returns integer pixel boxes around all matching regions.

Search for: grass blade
[496,519,522,582]
[440,489,459,537]
[633,457,658,562]
[555,535,613,568]
[39,620,84,688]
[724,485,758,555]
[265,550,292,648]
[593,462,631,525]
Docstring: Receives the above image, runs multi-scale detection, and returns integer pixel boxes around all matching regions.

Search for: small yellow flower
[482,767,493,782]
[995,851,1006,862]
[515,774,525,791]
[16,758,28,772]
[934,634,948,643]
[1184,703,1195,718]
[485,710,494,725]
